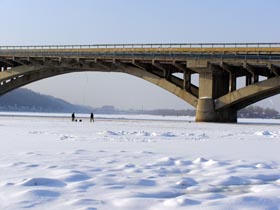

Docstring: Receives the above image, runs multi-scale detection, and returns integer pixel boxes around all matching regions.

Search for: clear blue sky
[1,0,280,109]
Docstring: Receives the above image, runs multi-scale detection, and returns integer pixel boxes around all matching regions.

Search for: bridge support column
[196,98,216,122]
[216,109,237,123]
[195,69,237,122]
[196,98,237,122]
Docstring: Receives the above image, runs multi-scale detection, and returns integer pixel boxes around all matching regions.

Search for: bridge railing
[0,43,280,50]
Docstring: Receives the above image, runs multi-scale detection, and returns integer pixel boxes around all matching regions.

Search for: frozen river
[1,114,280,210]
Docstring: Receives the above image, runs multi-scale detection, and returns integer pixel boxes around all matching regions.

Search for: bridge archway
[216,76,280,111]
[26,71,192,110]
[0,64,198,109]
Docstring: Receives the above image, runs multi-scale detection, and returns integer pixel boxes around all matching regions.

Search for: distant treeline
[128,109,196,116]
[238,106,280,119]
[125,106,280,119]
[97,105,280,119]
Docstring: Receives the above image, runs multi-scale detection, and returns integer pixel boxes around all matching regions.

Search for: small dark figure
[90,113,94,123]
[72,113,75,122]
[79,119,82,122]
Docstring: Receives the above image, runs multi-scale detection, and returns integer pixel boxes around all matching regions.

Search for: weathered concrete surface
[216,76,280,111]
[196,98,237,122]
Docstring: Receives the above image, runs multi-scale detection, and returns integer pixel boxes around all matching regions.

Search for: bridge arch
[0,64,198,108]
[215,76,280,111]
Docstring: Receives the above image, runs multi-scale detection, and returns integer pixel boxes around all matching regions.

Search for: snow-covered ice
[1,114,280,209]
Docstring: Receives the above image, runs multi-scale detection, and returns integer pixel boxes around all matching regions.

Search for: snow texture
[0,114,280,210]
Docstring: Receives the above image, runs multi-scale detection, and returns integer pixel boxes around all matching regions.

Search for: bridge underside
[0,46,280,122]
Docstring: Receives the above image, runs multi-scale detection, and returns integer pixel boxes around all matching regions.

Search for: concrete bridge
[0,43,280,122]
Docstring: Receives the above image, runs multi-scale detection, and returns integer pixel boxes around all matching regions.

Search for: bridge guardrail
[0,43,280,50]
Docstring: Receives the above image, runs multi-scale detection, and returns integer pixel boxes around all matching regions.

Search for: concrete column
[213,72,229,99]
[196,71,216,122]
[198,71,214,98]
[253,74,259,83]
[196,97,216,122]
[183,71,191,90]
[246,75,252,86]
[229,73,236,92]
[198,70,229,99]
[216,109,237,123]
[195,70,237,122]
[196,98,237,122]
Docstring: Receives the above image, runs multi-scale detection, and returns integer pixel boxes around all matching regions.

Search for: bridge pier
[196,98,237,122]
[195,67,237,123]
[196,98,216,122]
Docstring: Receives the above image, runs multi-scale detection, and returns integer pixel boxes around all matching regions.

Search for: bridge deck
[1,47,280,54]
[0,43,280,55]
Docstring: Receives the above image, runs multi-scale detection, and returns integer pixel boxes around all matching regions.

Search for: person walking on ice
[72,112,75,122]
[90,113,94,123]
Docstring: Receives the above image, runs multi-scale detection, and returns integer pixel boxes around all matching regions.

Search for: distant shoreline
[1,112,280,125]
